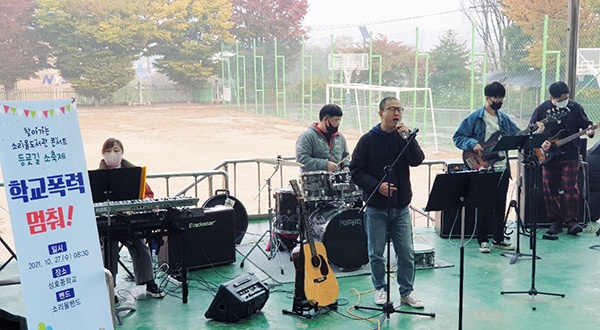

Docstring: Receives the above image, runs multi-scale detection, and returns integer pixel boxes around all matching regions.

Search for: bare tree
[461,0,512,71]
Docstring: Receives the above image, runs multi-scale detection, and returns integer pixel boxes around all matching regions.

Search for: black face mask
[326,119,338,134]
[490,101,503,111]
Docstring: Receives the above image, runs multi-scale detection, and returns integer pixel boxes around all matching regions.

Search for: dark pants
[477,170,510,244]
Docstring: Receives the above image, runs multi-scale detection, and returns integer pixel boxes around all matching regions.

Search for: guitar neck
[289,179,318,257]
[556,124,597,147]
[517,117,553,136]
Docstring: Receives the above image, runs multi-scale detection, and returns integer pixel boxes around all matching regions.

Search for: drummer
[295,103,350,173]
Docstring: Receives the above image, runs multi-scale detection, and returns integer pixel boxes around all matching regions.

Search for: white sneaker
[479,242,491,253]
[374,288,387,305]
[401,293,424,308]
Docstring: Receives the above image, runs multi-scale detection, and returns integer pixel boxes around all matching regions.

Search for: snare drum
[413,243,435,269]
[309,206,368,270]
[273,188,300,234]
[301,171,333,202]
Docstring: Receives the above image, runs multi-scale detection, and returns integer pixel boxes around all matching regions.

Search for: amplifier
[158,206,236,270]
[443,160,469,173]
[205,273,269,323]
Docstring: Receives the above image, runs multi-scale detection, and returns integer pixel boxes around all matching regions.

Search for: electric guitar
[289,179,338,306]
[462,107,568,170]
[534,123,598,165]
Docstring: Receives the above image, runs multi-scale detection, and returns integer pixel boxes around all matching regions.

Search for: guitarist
[453,82,525,253]
[530,81,594,236]
[349,96,425,308]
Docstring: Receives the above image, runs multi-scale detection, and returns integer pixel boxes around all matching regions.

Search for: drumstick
[337,154,351,166]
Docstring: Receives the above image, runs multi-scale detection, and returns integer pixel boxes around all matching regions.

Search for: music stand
[88,167,144,203]
[425,170,501,330]
[499,134,565,310]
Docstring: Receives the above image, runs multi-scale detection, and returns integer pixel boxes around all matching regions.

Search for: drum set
[274,170,369,270]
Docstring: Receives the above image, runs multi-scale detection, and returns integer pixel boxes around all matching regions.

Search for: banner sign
[0,100,113,329]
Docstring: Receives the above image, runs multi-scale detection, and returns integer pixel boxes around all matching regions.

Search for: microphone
[396,122,409,139]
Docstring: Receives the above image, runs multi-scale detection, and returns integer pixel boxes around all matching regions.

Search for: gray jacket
[295,123,350,172]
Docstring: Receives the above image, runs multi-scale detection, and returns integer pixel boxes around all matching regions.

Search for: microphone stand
[354,129,435,323]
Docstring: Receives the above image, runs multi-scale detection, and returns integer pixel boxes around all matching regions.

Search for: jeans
[365,205,415,297]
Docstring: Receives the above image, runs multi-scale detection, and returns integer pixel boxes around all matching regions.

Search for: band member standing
[350,96,425,308]
[296,104,350,173]
[531,81,594,236]
[453,82,520,253]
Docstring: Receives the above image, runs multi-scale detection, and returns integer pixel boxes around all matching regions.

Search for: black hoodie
[350,123,425,209]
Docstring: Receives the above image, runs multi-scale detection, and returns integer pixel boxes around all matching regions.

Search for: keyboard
[94,196,199,215]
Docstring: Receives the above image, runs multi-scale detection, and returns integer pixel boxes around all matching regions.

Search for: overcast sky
[303,0,473,50]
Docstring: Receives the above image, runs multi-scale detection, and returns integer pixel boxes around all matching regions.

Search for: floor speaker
[159,206,236,270]
[205,273,269,322]
[434,206,492,238]
[519,161,588,226]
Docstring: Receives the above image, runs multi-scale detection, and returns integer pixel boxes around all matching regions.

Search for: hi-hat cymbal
[256,158,303,167]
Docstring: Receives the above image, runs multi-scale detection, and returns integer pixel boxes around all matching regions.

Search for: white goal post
[326,83,438,150]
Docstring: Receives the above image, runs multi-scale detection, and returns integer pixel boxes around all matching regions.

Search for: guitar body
[302,241,338,307]
[534,137,563,165]
[462,131,504,170]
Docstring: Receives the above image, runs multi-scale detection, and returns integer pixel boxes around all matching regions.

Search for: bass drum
[202,189,248,245]
[310,207,368,270]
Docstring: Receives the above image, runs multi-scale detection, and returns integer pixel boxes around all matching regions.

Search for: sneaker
[547,223,563,235]
[374,288,387,305]
[567,222,583,236]
[479,242,491,253]
[146,283,166,298]
[401,293,424,309]
[492,240,515,250]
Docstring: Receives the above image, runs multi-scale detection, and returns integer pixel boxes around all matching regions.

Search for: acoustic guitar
[289,179,338,307]
[462,107,568,170]
[534,123,598,165]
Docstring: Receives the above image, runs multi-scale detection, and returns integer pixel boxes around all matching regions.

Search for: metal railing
[2,157,516,227]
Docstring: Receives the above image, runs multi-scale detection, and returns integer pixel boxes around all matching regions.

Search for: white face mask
[555,99,569,108]
[103,151,123,168]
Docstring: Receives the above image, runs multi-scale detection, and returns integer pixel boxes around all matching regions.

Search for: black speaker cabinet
[205,273,270,323]
[519,161,588,226]
[434,206,492,238]
[161,206,236,270]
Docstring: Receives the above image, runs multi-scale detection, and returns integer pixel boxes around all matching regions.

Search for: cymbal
[256,158,303,167]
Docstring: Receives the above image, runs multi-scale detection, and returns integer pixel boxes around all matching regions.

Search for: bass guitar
[289,179,339,307]
[462,107,568,170]
[534,123,598,165]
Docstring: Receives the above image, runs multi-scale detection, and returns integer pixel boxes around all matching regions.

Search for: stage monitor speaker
[519,161,588,226]
[159,206,236,271]
[434,206,492,238]
[205,273,270,323]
